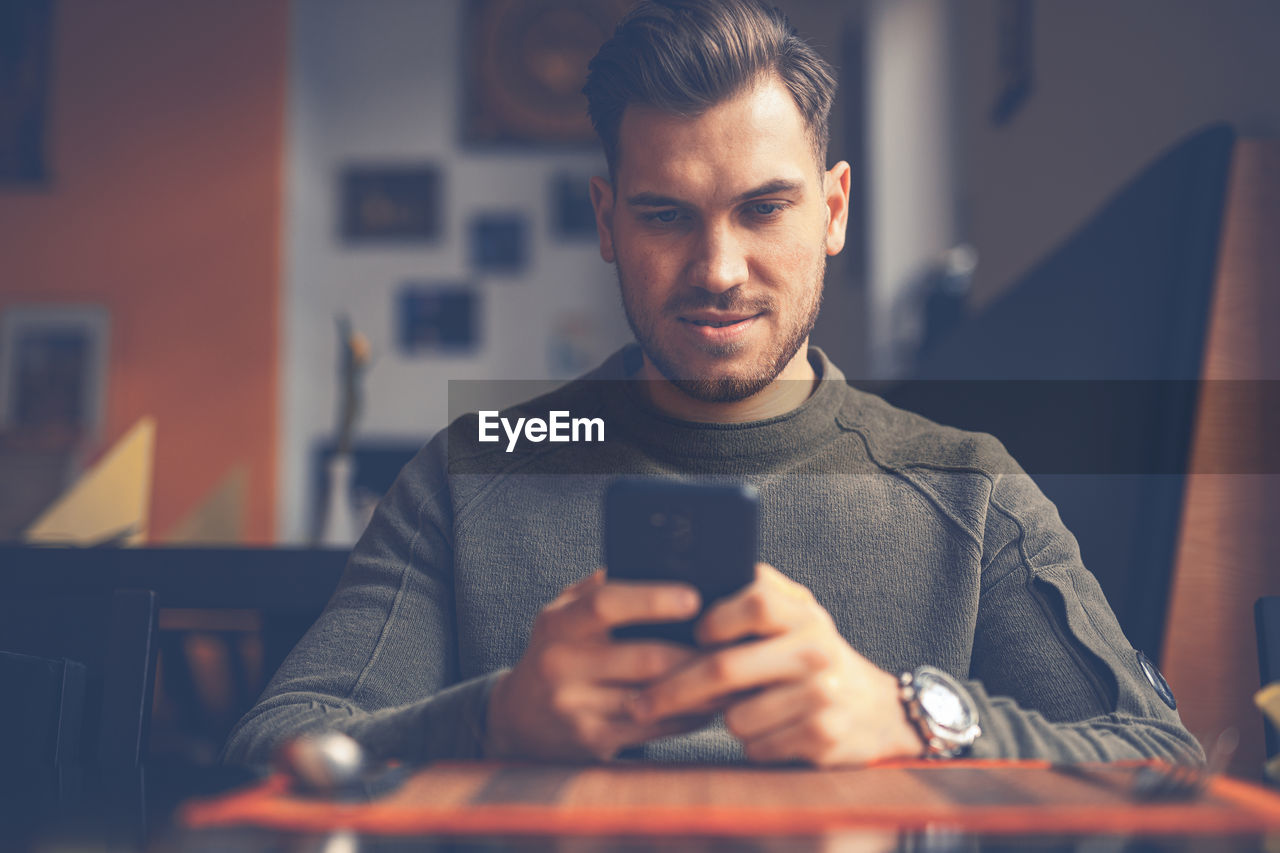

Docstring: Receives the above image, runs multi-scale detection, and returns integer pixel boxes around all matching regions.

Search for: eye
[748,201,786,218]
[645,209,682,225]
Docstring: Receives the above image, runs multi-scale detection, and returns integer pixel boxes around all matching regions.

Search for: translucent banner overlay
[445,379,1279,476]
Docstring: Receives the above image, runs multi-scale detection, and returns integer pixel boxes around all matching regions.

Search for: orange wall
[0,0,289,541]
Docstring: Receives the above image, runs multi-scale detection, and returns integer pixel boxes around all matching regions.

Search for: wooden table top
[179,759,1280,840]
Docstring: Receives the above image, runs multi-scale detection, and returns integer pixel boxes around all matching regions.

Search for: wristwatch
[899,665,982,759]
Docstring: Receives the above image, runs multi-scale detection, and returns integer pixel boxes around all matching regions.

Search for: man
[225,0,1199,767]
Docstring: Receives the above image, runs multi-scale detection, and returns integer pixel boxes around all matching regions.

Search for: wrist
[883,671,928,759]
[482,670,515,759]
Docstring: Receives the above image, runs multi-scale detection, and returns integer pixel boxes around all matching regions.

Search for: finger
[551,697,714,760]
[545,683,647,720]
[695,564,814,646]
[544,641,699,685]
[631,633,820,723]
[618,713,719,750]
[543,569,605,615]
[572,568,606,592]
[740,715,814,764]
[740,710,851,767]
[558,580,701,638]
[723,678,834,741]
[662,687,760,719]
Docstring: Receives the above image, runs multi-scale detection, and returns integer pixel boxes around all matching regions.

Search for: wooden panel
[1163,140,1280,778]
[0,0,289,542]
[180,761,1280,837]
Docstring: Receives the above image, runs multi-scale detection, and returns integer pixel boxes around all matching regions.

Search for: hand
[628,563,925,767]
[485,570,714,761]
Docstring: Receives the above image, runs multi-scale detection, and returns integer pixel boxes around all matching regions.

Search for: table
[167,760,1280,851]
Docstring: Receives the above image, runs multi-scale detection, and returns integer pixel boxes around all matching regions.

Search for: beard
[616,254,825,404]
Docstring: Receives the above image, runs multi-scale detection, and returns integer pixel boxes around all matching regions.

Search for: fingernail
[678,590,699,612]
[629,693,651,720]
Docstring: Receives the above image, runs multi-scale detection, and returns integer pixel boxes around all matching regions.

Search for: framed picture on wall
[0,0,54,185]
[462,0,631,146]
[397,285,480,354]
[469,212,529,274]
[340,165,443,243]
[551,172,598,241]
[0,305,110,440]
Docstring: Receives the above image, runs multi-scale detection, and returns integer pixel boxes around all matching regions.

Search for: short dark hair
[583,0,836,178]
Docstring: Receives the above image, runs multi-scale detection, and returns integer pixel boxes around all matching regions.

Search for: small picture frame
[0,0,54,185]
[397,285,480,354]
[551,172,598,241]
[0,304,110,438]
[469,213,529,274]
[340,164,443,243]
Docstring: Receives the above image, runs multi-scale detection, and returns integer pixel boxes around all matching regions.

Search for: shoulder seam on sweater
[991,489,1112,710]
[348,474,454,699]
[453,439,595,523]
[1064,567,1135,663]
[837,421,984,559]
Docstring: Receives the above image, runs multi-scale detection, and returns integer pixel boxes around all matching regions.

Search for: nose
[691,221,749,294]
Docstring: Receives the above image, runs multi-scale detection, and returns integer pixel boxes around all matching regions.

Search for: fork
[1050,727,1239,802]
[1128,727,1239,802]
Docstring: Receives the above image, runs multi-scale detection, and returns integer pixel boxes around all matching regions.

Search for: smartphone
[604,478,758,645]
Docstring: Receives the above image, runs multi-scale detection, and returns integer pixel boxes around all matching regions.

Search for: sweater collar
[594,344,848,469]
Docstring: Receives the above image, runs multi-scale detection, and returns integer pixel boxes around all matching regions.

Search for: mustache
[662,289,773,316]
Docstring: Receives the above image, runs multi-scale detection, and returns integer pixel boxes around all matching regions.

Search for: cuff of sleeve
[345,669,510,762]
[960,678,1012,760]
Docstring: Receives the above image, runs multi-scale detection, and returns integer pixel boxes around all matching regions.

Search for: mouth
[676,312,763,344]
[679,312,760,328]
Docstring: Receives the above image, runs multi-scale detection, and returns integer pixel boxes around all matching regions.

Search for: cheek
[617,241,678,294]
[758,226,823,280]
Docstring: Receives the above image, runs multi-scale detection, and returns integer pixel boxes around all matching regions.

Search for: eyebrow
[625,179,805,208]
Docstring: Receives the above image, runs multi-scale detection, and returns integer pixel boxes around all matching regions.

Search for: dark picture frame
[0,0,54,185]
[396,285,481,354]
[551,172,598,242]
[469,213,529,274]
[0,305,110,440]
[339,165,443,244]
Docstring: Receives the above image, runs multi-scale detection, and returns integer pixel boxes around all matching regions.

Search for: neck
[636,344,818,423]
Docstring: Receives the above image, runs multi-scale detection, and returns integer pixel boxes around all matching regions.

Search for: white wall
[277,0,631,543]
[954,0,1280,307]
[865,0,958,377]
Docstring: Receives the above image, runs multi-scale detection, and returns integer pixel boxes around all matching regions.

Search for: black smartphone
[604,478,758,646]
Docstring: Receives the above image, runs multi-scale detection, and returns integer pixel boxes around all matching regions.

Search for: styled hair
[583,0,837,177]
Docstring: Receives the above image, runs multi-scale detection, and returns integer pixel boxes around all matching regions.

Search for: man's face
[591,75,850,403]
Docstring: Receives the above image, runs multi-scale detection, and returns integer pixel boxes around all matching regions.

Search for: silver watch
[899,665,981,759]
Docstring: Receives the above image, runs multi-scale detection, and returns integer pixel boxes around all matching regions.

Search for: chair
[0,545,348,769]
[0,587,159,771]
[886,123,1236,662]
[890,126,1280,778]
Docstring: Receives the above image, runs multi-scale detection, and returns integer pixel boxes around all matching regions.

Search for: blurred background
[1,0,1278,778]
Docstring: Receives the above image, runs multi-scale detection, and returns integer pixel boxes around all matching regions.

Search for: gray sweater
[224,346,1201,766]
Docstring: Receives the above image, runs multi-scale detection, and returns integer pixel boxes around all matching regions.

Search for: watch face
[917,672,972,732]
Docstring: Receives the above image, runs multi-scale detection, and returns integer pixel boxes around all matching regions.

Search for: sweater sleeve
[222,434,503,767]
[963,467,1204,763]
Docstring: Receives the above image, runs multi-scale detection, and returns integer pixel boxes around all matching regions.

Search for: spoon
[273,731,366,794]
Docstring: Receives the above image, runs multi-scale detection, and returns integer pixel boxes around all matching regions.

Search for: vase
[321,453,357,547]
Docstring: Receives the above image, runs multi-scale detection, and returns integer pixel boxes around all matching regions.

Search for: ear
[589,175,617,263]
[822,161,851,256]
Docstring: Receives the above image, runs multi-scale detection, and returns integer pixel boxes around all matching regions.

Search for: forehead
[614,76,817,199]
